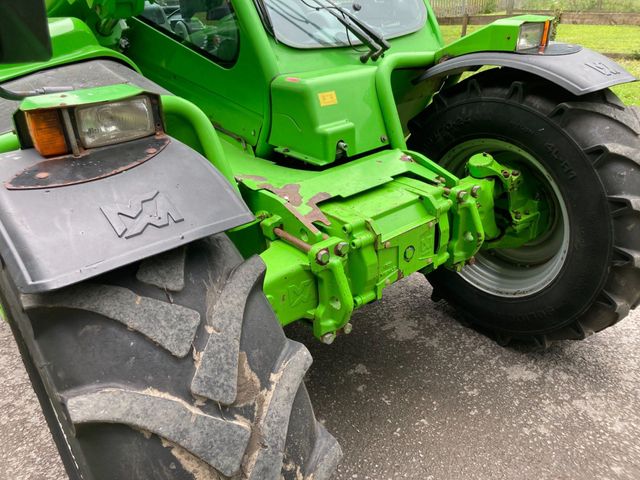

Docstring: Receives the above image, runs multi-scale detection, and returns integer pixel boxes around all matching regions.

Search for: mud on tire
[1,233,341,479]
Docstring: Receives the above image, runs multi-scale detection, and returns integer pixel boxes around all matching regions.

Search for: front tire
[1,234,341,479]
[408,69,640,345]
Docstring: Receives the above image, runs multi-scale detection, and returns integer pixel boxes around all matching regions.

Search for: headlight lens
[75,96,155,148]
[516,22,549,52]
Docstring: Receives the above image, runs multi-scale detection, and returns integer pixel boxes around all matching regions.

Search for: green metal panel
[435,15,552,61]
[269,66,388,165]
[124,17,267,147]
[18,83,143,110]
[0,17,138,83]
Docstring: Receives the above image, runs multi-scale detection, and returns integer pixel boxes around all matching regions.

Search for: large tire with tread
[408,68,640,346]
[1,233,341,479]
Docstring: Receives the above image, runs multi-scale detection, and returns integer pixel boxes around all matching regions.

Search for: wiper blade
[306,0,390,62]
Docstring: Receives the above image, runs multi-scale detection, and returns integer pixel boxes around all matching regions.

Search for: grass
[552,24,640,54]
[439,24,640,105]
[612,59,640,105]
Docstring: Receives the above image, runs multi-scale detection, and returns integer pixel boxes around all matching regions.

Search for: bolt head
[457,190,468,202]
[468,256,477,266]
[502,170,510,178]
[315,249,330,265]
[334,242,349,256]
[514,212,522,220]
[343,323,353,335]
[512,170,520,177]
[443,187,451,196]
[321,332,336,345]
[471,185,481,198]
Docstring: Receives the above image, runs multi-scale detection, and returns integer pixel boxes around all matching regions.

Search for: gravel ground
[1,274,639,480]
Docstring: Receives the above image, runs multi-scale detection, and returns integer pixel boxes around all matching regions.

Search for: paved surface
[1,274,639,480]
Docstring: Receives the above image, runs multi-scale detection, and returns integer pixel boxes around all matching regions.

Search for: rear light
[25,109,69,157]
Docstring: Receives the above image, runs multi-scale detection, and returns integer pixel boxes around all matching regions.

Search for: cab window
[140,0,239,65]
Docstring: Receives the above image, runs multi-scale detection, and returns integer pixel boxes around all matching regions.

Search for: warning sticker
[318,91,338,107]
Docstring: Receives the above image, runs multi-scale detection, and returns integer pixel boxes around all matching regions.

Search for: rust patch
[235,174,268,183]
[6,135,170,190]
[282,191,332,235]
[257,182,303,206]
[242,178,333,234]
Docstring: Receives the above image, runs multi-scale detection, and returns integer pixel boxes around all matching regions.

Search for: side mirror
[0,0,52,64]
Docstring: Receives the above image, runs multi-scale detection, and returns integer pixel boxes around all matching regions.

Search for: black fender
[417,44,637,96]
[0,138,253,293]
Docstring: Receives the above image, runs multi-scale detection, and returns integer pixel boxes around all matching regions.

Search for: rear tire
[408,69,640,346]
[1,234,341,479]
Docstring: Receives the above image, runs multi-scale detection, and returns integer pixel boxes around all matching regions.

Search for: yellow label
[318,91,338,107]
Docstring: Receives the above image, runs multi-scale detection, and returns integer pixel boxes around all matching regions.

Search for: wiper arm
[306,0,390,62]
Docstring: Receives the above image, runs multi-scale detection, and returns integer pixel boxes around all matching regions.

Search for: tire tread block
[247,341,312,480]
[65,387,251,477]
[190,256,265,405]
[136,247,187,292]
[22,284,200,357]
[305,423,343,480]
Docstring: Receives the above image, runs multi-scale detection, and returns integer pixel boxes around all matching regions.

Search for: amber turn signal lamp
[25,109,69,157]
[539,20,551,53]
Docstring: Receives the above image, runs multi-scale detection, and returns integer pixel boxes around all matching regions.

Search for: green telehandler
[0,0,638,478]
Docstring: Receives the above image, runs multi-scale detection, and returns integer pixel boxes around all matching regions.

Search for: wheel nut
[512,170,520,177]
[321,332,336,345]
[471,185,481,198]
[514,212,522,220]
[343,323,353,335]
[334,242,349,257]
[502,170,510,178]
[315,249,330,265]
[457,190,468,202]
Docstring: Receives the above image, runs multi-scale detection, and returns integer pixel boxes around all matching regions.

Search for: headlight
[21,93,161,158]
[75,96,156,148]
[516,21,551,52]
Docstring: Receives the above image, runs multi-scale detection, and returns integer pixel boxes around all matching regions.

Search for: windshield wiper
[305,0,390,62]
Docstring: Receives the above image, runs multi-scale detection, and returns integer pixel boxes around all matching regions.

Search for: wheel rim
[441,139,570,298]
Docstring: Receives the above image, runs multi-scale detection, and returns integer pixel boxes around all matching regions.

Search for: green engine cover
[269,66,389,166]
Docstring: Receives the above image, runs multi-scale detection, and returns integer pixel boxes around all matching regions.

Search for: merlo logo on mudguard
[101,190,184,239]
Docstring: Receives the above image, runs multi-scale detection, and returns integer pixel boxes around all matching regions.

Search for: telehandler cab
[0,0,638,478]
